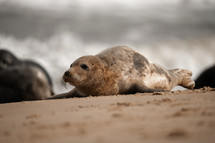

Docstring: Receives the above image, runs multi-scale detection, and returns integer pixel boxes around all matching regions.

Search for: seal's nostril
[64,71,70,76]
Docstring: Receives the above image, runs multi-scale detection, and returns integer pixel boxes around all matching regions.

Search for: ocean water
[0,1,215,93]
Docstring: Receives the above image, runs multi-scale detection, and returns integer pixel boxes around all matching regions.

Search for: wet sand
[0,87,215,143]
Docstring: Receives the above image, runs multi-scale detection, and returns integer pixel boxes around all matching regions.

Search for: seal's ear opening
[80,64,89,70]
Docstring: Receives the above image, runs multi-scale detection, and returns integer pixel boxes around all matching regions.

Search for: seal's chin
[68,81,75,86]
[63,75,77,86]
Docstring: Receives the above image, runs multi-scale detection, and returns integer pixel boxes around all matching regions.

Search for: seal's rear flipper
[170,69,195,89]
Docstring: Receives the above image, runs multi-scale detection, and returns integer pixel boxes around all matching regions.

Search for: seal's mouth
[63,75,76,86]
[62,69,82,87]
[63,77,72,84]
[61,77,76,88]
[68,81,75,86]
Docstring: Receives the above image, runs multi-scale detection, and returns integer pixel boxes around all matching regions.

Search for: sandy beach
[0,87,215,143]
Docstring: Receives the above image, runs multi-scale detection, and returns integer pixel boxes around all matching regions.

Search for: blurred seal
[0,49,54,103]
[194,65,215,89]
[49,46,195,99]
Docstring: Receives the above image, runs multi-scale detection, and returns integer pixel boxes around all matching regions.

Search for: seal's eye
[80,64,88,70]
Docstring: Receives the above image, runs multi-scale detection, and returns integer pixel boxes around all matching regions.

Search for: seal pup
[0,49,53,103]
[49,46,195,99]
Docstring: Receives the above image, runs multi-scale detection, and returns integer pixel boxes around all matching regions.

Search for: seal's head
[0,49,20,70]
[63,55,119,95]
[63,56,105,87]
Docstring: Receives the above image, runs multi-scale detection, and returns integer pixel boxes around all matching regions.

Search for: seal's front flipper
[47,88,86,99]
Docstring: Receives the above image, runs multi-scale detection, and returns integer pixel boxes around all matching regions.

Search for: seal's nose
[64,70,70,76]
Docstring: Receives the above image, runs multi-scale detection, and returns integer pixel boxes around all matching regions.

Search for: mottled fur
[49,46,195,99]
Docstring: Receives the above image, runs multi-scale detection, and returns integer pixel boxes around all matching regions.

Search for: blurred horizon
[1,0,215,43]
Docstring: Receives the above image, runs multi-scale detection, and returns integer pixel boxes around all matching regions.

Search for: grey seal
[50,46,195,99]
